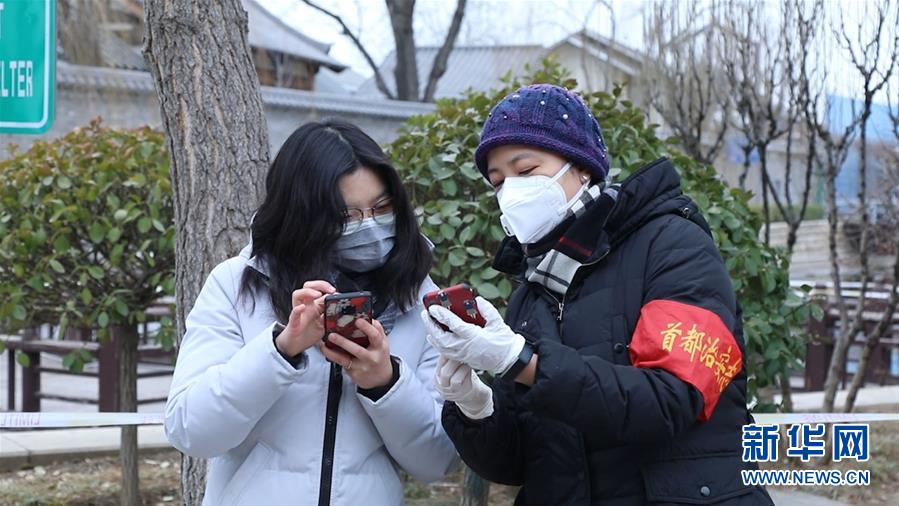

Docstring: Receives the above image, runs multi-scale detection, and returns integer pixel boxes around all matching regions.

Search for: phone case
[422,283,487,331]
[324,291,373,349]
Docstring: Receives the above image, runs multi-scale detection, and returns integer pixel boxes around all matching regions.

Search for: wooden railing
[793,281,899,391]
[2,298,175,412]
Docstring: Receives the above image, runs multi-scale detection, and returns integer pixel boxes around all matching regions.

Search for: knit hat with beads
[474,84,610,180]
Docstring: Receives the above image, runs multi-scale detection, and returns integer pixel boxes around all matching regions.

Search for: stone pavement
[768,489,850,505]
[1,425,168,470]
[777,384,899,412]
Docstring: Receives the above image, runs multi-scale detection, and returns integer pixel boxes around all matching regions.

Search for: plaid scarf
[525,183,620,296]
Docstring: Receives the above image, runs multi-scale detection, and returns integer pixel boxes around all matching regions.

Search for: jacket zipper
[541,247,611,335]
[534,251,608,503]
[318,363,343,506]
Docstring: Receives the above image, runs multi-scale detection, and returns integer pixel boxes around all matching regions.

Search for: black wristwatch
[502,341,535,380]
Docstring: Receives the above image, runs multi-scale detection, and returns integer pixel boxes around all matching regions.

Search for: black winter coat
[442,158,774,505]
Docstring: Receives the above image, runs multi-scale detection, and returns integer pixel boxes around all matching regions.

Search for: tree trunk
[738,145,751,190]
[786,127,817,257]
[843,227,899,412]
[115,325,140,506]
[460,465,489,506]
[843,305,893,413]
[387,0,419,101]
[778,371,793,412]
[423,0,467,102]
[822,154,852,411]
[143,2,270,504]
[759,148,772,245]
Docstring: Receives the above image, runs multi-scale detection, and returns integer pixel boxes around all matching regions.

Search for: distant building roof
[549,30,644,77]
[99,31,146,70]
[355,44,545,99]
[356,30,643,100]
[97,0,346,72]
[243,0,345,71]
[57,61,433,119]
[315,67,366,95]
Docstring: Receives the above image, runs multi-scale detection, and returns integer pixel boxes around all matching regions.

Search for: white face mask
[496,162,587,244]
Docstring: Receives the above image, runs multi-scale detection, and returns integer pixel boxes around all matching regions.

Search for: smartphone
[324,291,373,350]
[422,283,487,331]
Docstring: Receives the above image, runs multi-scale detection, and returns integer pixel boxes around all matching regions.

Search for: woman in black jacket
[421,84,773,505]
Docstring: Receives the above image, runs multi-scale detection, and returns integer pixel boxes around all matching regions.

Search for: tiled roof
[57,62,434,119]
[244,0,345,71]
[355,45,545,99]
[356,31,644,100]
[314,67,366,95]
[97,0,346,72]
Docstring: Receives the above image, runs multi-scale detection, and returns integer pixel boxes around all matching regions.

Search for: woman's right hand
[275,280,336,356]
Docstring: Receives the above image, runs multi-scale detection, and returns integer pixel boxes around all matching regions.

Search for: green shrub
[0,119,175,370]
[389,60,814,409]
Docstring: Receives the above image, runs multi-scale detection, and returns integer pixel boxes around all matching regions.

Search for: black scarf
[331,270,400,335]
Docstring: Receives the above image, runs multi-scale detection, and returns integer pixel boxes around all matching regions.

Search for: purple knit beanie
[474,84,610,180]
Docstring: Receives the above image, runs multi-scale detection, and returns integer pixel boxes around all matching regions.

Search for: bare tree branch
[643,0,730,166]
[720,0,795,245]
[301,0,396,99]
[842,3,899,412]
[813,0,899,412]
[787,0,827,255]
[386,0,418,101]
[423,0,467,102]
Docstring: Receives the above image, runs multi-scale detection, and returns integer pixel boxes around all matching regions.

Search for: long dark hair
[239,119,432,323]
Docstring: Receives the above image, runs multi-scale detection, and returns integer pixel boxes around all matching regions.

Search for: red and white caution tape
[3,411,899,429]
[1,412,164,428]
[752,412,899,425]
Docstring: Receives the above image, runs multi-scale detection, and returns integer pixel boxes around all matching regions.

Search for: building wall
[712,137,824,212]
[549,45,642,103]
[0,64,434,158]
[252,48,318,91]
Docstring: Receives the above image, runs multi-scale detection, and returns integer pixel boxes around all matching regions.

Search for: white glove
[435,356,494,420]
[421,296,525,377]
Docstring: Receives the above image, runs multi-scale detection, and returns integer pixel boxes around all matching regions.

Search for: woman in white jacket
[164,119,457,505]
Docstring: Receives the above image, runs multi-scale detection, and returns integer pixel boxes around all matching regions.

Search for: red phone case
[324,291,373,349]
[422,283,486,330]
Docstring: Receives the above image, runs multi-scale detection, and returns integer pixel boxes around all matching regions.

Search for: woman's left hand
[320,318,394,390]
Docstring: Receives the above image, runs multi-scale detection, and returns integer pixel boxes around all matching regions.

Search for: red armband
[628,299,743,422]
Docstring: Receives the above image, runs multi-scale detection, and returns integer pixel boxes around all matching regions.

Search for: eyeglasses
[343,198,394,233]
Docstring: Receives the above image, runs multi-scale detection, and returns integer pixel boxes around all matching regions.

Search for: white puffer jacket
[164,244,457,505]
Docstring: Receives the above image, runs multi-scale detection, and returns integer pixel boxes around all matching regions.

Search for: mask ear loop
[556,168,592,217]
[548,162,573,185]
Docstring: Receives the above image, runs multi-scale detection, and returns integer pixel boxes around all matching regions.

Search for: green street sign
[0,0,55,134]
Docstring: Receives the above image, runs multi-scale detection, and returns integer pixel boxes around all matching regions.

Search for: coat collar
[492,157,684,276]
[242,212,271,279]
[241,242,271,279]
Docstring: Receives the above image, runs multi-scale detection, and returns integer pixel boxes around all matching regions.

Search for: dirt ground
[0,451,518,506]
[0,451,180,506]
[1,408,896,506]
[757,405,899,506]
